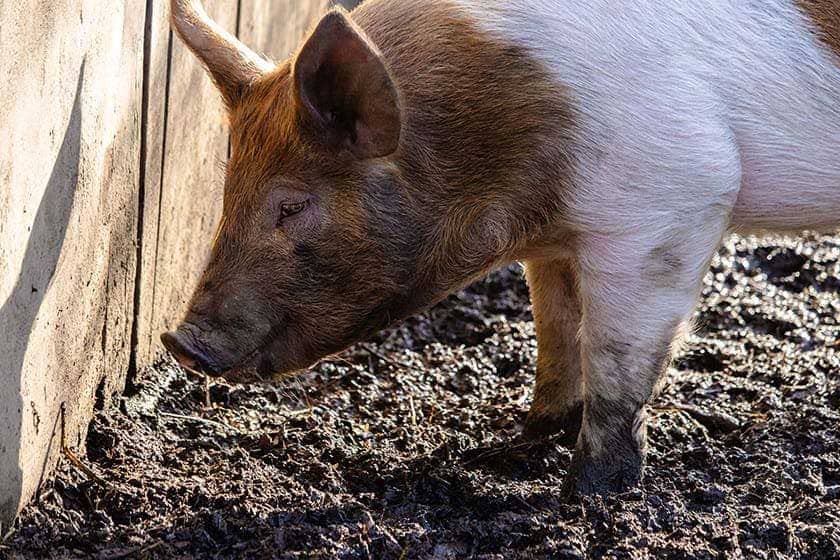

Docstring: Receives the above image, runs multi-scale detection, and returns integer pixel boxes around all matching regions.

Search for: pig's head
[161,1,569,382]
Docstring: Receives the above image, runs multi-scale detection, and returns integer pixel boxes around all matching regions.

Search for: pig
[161,0,840,496]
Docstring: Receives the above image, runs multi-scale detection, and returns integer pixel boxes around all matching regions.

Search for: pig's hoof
[560,449,643,499]
[522,402,583,447]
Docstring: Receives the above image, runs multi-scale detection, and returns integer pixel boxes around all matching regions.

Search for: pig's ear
[293,10,401,158]
[171,0,273,107]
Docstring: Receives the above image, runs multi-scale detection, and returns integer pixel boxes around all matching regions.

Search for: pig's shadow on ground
[0,62,84,511]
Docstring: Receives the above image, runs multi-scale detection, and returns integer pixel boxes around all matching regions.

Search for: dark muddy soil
[4,233,840,559]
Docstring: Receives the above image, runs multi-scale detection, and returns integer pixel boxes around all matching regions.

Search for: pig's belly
[731,188,840,234]
[729,134,840,233]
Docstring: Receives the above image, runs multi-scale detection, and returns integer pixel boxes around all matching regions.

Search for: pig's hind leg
[564,211,731,496]
[522,257,584,446]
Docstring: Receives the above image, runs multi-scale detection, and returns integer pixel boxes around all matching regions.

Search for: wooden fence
[0,0,340,526]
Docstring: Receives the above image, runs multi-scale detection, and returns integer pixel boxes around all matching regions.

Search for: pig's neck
[354,0,579,287]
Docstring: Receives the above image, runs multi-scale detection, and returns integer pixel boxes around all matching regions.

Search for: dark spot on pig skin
[522,400,583,447]
[644,242,685,288]
[596,338,649,393]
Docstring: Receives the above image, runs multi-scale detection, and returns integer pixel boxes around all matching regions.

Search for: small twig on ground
[515,494,538,512]
[323,353,358,369]
[204,376,211,408]
[668,403,741,433]
[103,541,163,559]
[180,363,205,379]
[159,411,236,433]
[279,408,312,418]
[461,434,562,467]
[408,395,417,427]
[60,403,111,488]
[63,447,111,488]
[1,521,16,544]
[292,377,314,417]
[360,344,425,374]
[177,364,213,409]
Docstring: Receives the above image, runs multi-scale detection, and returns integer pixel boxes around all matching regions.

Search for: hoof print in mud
[561,450,644,499]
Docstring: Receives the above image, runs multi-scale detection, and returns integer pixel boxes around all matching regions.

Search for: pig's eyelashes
[278,200,308,223]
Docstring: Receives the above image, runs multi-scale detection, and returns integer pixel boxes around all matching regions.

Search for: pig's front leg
[522,257,583,446]
[564,221,728,496]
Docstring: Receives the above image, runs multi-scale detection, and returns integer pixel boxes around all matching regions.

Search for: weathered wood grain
[138,0,238,367]
[132,0,174,367]
[238,0,331,62]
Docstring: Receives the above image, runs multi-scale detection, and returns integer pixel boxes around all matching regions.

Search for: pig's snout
[161,328,223,376]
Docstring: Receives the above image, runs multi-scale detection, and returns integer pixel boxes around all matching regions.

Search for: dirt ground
[4,233,840,559]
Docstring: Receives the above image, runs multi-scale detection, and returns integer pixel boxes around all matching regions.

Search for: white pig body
[462,0,840,233]
[454,0,840,492]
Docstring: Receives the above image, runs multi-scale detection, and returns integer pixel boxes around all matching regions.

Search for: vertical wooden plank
[144,0,239,356]
[238,0,331,61]
[132,0,172,367]
[0,0,145,524]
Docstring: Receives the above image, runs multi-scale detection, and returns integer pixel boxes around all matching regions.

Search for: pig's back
[454,0,840,231]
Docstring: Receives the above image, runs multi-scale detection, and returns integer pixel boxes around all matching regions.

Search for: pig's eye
[278,201,308,223]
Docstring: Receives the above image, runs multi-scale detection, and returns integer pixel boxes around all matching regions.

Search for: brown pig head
[162,3,435,382]
[161,1,568,382]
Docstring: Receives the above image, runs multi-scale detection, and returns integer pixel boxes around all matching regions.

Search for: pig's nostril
[161,330,218,375]
[161,330,197,368]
